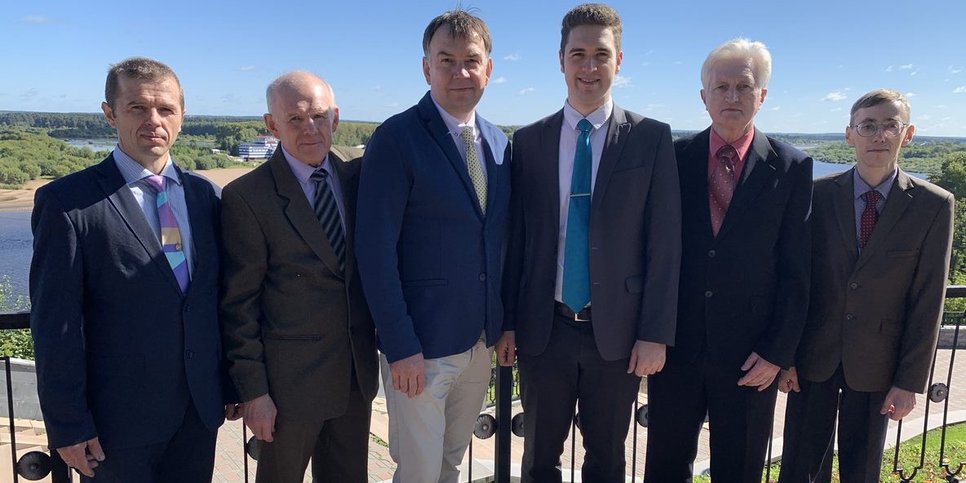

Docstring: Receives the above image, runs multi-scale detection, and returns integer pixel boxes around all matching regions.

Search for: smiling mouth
[577,77,599,86]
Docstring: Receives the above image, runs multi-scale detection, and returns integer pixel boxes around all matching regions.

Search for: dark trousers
[644,357,779,483]
[778,367,889,483]
[255,387,372,483]
[518,315,642,483]
[81,402,217,483]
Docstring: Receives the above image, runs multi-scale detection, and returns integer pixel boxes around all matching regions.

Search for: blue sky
[4,0,965,136]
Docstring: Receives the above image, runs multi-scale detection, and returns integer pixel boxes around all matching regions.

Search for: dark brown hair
[560,3,622,53]
[422,9,492,56]
[105,57,183,109]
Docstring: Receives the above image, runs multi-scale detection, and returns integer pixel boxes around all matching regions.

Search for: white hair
[700,38,772,89]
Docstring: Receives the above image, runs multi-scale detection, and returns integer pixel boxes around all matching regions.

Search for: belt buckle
[573,309,590,323]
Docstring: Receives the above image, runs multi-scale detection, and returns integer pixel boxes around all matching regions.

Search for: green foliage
[805,140,966,177]
[931,152,966,287]
[0,275,32,359]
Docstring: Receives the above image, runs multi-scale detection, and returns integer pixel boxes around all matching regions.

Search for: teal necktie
[562,118,593,313]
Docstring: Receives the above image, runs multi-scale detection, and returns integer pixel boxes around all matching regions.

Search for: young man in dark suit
[778,89,953,483]
[220,71,378,483]
[644,39,813,483]
[498,4,681,482]
[30,57,234,482]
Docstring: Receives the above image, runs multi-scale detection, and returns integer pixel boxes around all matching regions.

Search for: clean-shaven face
[101,75,184,169]
[560,25,622,116]
[847,100,914,173]
[701,57,767,138]
[423,28,493,121]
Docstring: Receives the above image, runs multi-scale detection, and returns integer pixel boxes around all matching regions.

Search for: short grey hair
[265,71,336,119]
[700,38,772,89]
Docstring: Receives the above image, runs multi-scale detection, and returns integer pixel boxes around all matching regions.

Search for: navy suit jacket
[503,106,682,360]
[674,128,812,370]
[29,155,226,450]
[355,92,511,362]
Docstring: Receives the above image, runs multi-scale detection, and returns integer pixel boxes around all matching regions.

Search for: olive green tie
[461,126,487,214]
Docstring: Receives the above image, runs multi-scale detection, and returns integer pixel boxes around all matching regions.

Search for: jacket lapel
[682,129,714,239]
[330,152,357,282]
[591,106,632,212]
[417,93,484,219]
[854,170,915,272]
[542,111,565,234]
[831,169,859,266]
[717,128,778,240]
[269,149,345,279]
[94,156,184,295]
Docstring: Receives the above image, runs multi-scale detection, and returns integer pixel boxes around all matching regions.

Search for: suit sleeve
[354,127,423,362]
[219,185,271,402]
[28,188,98,449]
[636,124,682,344]
[501,131,526,331]
[893,192,954,393]
[755,154,813,367]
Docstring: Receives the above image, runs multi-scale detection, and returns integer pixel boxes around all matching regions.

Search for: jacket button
[845,313,855,321]
[479,273,487,281]
[705,290,713,298]
[708,250,716,258]
[849,282,858,289]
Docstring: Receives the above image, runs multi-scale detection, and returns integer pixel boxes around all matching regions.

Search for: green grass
[691,422,966,482]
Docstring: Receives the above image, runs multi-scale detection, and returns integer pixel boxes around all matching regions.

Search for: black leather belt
[555,302,592,322]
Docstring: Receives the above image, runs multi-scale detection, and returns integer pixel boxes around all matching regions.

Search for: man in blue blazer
[355,9,510,483]
[29,57,233,482]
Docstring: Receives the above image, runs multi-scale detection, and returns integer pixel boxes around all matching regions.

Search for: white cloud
[21,88,38,99]
[613,75,631,88]
[885,65,894,72]
[519,87,535,95]
[919,114,932,121]
[910,70,919,77]
[770,106,781,111]
[385,102,399,108]
[239,65,256,72]
[822,91,848,102]
[23,15,50,24]
[830,107,843,112]
[504,53,521,61]
[950,65,963,74]
[491,76,507,85]
[905,92,917,98]
[899,64,914,70]
[954,86,966,94]
[673,60,683,65]
[643,50,654,56]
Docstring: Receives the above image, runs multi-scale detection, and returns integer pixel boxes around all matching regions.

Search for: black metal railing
[4,286,964,483]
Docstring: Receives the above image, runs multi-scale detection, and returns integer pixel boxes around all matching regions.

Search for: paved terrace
[3,343,963,482]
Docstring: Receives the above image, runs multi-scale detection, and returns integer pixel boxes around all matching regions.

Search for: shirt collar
[431,94,478,140]
[709,127,755,162]
[112,145,180,186]
[281,145,330,184]
[853,167,898,202]
[563,98,613,132]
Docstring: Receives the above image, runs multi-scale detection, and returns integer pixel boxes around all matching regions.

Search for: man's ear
[101,101,117,128]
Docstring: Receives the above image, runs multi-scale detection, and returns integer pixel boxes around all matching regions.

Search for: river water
[0,160,926,303]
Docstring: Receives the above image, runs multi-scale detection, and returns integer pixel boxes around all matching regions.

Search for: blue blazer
[29,155,226,450]
[355,92,511,362]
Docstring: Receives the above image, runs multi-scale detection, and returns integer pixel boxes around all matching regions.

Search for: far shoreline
[0,167,254,213]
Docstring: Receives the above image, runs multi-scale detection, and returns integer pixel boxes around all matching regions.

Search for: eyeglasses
[850,120,908,138]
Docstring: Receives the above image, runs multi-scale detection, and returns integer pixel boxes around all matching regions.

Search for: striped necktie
[145,175,190,293]
[310,167,346,272]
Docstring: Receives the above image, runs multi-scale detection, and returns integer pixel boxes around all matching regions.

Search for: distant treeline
[0,111,382,154]
[0,126,246,187]
[804,140,966,177]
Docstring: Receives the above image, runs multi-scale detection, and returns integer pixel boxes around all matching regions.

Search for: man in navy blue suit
[355,9,510,483]
[29,57,235,482]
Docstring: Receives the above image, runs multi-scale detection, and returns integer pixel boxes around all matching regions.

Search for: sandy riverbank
[0,167,255,213]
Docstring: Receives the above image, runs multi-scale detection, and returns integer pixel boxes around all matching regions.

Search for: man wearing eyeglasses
[778,89,954,483]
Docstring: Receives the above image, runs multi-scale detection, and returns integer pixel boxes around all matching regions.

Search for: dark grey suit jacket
[503,105,682,361]
[796,168,953,393]
[30,156,226,450]
[220,147,378,423]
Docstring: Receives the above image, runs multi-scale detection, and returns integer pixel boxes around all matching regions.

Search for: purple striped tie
[145,175,190,293]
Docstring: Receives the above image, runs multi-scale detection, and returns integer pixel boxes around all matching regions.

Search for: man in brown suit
[778,89,954,483]
[220,71,378,483]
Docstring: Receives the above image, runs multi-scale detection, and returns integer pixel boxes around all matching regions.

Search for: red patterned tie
[859,190,882,249]
[709,144,739,236]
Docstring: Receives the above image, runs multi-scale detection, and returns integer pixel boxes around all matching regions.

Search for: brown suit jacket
[220,147,378,422]
[797,168,953,393]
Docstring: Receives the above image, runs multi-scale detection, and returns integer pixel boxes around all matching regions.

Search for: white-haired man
[644,38,813,482]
